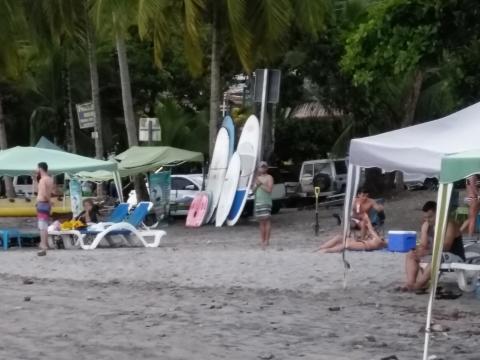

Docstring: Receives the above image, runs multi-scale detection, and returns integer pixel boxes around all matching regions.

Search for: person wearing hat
[252,161,274,249]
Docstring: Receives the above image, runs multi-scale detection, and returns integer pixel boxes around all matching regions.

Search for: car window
[302,164,314,177]
[17,175,33,185]
[314,163,332,176]
[334,161,347,175]
[171,178,198,190]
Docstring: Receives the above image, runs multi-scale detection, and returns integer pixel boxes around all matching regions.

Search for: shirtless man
[351,187,384,239]
[35,162,54,256]
[401,201,465,291]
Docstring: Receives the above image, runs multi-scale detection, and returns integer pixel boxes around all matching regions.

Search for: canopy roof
[0,146,117,176]
[35,136,63,151]
[440,149,480,183]
[349,102,480,176]
[115,146,203,177]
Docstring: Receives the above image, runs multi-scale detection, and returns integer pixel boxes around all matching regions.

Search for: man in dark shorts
[35,162,54,256]
[401,201,465,291]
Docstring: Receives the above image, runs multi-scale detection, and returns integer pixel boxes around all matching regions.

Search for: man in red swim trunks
[35,162,54,256]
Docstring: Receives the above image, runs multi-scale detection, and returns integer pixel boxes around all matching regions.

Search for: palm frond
[226,0,252,71]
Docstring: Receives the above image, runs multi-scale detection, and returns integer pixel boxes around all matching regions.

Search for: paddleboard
[205,128,230,223]
[186,191,211,227]
[222,115,235,159]
[215,152,241,227]
[227,115,259,226]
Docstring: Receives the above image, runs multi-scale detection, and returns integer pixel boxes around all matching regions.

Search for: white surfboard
[215,152,241,227]
[205,127,230,223]
[226,115,259,226]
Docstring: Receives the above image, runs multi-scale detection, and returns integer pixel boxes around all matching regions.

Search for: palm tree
[0,0,30,197]
[138,0,328,156]
[93,0,149,199]
[24,0,105,158]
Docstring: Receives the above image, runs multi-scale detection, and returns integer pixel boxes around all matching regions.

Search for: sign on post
[139,118,161,143]
[76,102,96,129]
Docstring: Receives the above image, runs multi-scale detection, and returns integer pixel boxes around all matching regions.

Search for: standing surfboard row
[186,115,260,228]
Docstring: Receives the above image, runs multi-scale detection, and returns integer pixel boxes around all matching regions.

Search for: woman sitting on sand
[315,216,386,253]
[75,199,99,224]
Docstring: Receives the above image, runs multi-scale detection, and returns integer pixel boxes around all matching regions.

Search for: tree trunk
[0,95,15,198]
[209,3,221,158]
[115,34,137,147]
[65,64,77,153]
[115,34,148,201]
[86,2,104,160]
[401,69,424,128]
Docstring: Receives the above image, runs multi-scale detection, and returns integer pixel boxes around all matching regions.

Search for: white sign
[139,118,161,142]
[76,102,96,129]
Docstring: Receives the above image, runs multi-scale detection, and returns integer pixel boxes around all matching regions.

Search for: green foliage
[341,0,440,87]
[154,99,208,153]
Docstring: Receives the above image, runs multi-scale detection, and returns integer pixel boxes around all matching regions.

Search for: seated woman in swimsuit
[74,199,99,224]
[460,174,479,236]
[316,216,386,253]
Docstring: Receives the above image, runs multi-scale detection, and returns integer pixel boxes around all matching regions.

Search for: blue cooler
[387,231,417,252]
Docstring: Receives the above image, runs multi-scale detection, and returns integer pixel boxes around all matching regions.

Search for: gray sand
[0,190,479,360]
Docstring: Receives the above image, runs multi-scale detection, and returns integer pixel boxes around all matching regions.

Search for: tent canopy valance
[440,149,480,183]
[0,146,117,176]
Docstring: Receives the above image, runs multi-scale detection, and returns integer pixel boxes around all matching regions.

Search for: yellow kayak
[0,197,71,217]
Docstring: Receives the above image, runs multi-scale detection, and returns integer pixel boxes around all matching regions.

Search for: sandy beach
[0,190,479,360]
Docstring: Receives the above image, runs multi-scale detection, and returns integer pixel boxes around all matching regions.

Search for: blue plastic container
[387,231,417,252]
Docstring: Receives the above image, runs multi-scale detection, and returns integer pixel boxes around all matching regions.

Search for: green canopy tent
[76,146,204,180]
[116,146,204,177]
[423,149,480,359]
[35,137,64,151]
[0,146,123,201]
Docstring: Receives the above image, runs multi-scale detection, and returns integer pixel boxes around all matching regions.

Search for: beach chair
[48,202,130,249]
[76,201,165,250]
[438,254,480,292]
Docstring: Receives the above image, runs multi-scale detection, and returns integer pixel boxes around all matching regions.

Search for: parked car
[11,175,65,197]
[128,170,287,216]
[127,174,204,216]
[298,158,347,197]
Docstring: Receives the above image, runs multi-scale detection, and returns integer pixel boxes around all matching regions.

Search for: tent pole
[342,164,360,288]
[422,183,452,360]
[113,171,124,202]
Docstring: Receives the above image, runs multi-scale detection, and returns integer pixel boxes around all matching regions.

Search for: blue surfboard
[222,115,235,159]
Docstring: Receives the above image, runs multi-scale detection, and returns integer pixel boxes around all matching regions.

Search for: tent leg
[422,183,452,360]
[113,171,124,202]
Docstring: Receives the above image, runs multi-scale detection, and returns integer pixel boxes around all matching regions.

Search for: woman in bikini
[460,175,479,237]
[316,216,386,253]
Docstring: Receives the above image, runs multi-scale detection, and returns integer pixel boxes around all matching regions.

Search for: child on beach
[252,161,274,250]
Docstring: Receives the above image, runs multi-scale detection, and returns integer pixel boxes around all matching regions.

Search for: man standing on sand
[35,162,54,256]
[252,161,273,250]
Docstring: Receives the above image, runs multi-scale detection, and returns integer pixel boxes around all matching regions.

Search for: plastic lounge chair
[48,203,130,249]
[77,202,165,250]
[439,256,480,292]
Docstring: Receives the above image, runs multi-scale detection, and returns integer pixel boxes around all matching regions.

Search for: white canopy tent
[343,101,480,244]
[344,101,480,241]
[343,101,480,359]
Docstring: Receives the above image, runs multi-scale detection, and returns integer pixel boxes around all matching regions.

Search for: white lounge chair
[50,202,166,250]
